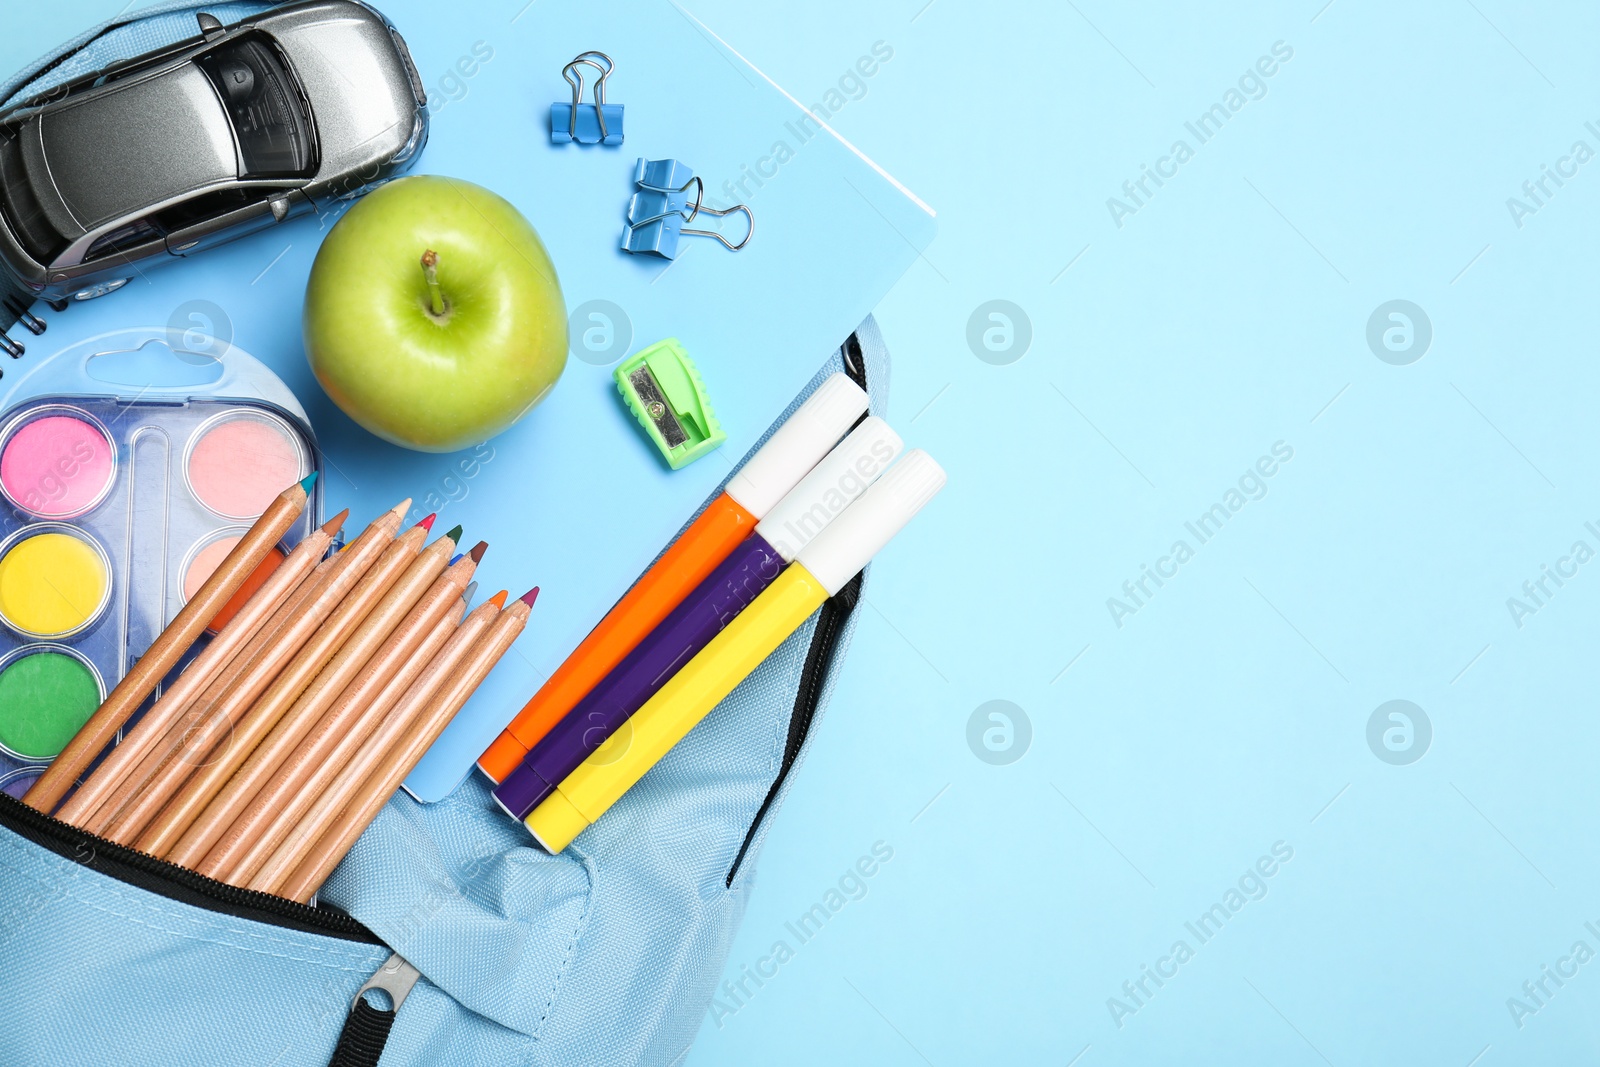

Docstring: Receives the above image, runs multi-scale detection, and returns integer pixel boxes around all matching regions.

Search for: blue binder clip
[551,51,623,145]
[621,158,754,260]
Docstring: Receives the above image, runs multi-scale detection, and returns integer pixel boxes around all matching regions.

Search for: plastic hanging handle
[86,340,225,389]
[0,327,312,423]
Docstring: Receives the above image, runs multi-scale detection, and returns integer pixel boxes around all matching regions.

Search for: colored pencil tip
[518,586,539,607]
[319,508,350,536]
[463,581,478,604]
[488,590,509,609]
[468,540,488,563]
[416,512,437,533]
[298,471,319,493]
[390,498,413,519]
[444,524,463,544]
[449,553,463,566]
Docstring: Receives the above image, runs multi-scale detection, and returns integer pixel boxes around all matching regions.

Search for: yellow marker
[0,531,109,637]
[526,451,946,852]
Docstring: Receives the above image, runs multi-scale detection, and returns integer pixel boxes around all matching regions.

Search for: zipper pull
[352,952,420,1012]
[327,953,420,1067]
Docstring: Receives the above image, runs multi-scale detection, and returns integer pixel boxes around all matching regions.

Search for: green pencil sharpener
[614,339,726,470]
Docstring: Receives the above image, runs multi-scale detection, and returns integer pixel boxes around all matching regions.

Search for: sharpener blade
[629,365,688,449]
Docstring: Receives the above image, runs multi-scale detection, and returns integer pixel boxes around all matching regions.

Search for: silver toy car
[0,0,428,356]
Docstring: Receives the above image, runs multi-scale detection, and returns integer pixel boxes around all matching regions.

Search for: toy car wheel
[70,279,129,301]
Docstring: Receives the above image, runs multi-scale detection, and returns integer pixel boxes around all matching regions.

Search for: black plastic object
[725,332,871,887]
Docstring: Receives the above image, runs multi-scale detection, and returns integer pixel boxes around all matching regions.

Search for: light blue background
[8,2,1599,1064]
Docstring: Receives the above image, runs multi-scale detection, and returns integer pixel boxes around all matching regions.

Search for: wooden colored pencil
[254,592,504,893]
[135,505,423,859]
[197,545,484,884]
[26,474,317,812]
[216,579,468,888]
[67,558,329,834]
[154,515,444,870]
[55,510,344,828]
[74,555,341,837]
[273,589,535,902]
[162,524,457,870]
[94,511,412,845]
[259,591,502,895]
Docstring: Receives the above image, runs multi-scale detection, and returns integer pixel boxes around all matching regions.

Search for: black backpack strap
[328,953,418,1067]
[328,998,398,1067]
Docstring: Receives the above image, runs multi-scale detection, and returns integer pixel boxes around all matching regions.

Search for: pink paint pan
[184,410,308,520]
[0,407,116,520]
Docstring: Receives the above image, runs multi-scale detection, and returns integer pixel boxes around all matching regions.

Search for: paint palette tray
[0,329,322,787]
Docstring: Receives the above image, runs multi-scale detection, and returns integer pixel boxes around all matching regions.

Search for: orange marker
[477,373,868,782]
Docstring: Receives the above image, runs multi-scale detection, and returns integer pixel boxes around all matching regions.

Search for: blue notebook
[0,0,935,801]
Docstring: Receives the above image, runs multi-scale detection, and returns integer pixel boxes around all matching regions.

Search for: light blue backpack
[0,8,888,1065]
[0,322,885,1067]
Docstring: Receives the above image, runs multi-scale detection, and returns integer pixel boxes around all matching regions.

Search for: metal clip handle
[561,51,616,142]
[681,201,755,252]
[632,175,705,221]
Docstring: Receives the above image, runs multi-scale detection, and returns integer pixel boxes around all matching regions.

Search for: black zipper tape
[0,791,380,943]
[725,571,862,887]
[723,332,872,887]
[841,330,866,385]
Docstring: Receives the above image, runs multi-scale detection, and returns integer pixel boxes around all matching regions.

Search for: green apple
[303,175,567,452]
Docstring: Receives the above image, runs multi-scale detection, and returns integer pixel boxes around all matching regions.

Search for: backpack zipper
[0,791,380,943]
[725,571,861,887]
[724,333,871,887]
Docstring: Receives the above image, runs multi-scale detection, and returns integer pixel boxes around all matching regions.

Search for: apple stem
[421,249,446,318]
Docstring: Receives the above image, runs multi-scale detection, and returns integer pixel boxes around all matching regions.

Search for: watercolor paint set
[0,329,321,791]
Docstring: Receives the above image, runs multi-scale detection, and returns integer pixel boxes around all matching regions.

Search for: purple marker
[493,416,903,819]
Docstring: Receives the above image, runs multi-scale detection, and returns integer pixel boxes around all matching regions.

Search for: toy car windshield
[195,37,314,178]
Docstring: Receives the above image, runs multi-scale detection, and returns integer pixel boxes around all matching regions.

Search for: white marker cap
[724,373,869,518]
[757,417,904,562]
[797,450,946,596]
